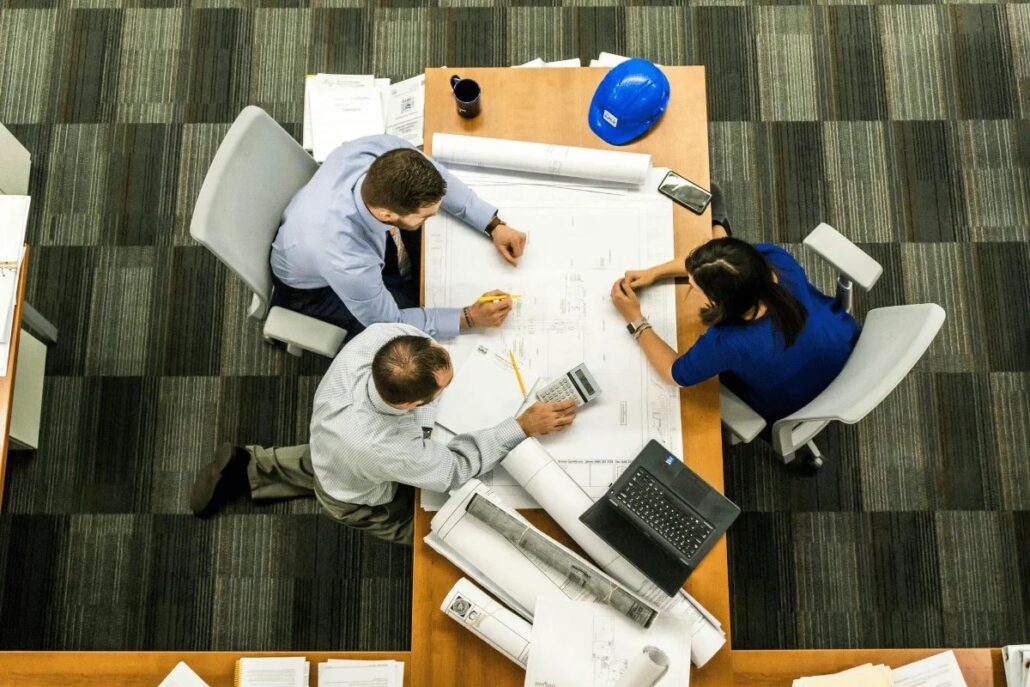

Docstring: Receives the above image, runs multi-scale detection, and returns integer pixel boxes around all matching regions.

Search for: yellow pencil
[509,351,527,397]
[477,294,522,303]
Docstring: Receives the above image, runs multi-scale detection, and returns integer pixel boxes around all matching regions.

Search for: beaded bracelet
[462,306,474,328]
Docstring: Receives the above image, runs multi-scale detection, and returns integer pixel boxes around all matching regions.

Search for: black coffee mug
[450,75,481,119]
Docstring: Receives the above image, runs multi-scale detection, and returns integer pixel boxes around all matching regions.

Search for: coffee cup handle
[450,75,461,90]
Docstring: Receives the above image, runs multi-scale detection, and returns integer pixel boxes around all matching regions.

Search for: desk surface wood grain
[0,651,411,686]
[411,65,731,687]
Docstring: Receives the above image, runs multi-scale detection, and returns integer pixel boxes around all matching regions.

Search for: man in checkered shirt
[189,323,576,544]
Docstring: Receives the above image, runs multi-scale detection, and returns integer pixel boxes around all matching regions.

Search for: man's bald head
[372,335,453,406]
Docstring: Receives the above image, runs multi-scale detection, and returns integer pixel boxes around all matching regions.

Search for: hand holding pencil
[463,289,516,329]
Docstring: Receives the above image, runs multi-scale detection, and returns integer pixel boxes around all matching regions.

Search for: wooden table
[0,244,29,508]
[411,65,729,687]
[0,68,1005,686]
[0,652,410,686]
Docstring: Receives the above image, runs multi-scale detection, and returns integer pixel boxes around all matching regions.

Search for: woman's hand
[610,278,643,323]
[623,267,656,290]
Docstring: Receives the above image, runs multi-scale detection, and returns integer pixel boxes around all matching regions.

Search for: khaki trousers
[245,443,414,545]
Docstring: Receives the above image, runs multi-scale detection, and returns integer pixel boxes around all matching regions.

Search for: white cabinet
[0,123,30,195]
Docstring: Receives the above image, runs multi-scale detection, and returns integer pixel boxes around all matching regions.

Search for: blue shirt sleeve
[430,157,498,232]
[323,259,461,340]
[671,328,740,387]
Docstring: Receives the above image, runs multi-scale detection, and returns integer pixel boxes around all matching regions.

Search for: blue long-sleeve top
[270,134,498,339]
[671,244,861,424]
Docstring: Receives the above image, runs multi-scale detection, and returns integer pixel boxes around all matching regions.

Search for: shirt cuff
[468,198,499,233]
[494,417,528,451]
[434,307,462,340]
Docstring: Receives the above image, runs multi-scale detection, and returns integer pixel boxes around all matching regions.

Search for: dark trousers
[270,227,422,341]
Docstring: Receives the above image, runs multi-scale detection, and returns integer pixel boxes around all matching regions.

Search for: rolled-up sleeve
[397,417,526,493]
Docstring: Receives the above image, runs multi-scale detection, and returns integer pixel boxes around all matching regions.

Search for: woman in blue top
[610,232,861,442]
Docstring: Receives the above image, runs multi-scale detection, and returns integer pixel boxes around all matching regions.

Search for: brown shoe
[190,443,251,518]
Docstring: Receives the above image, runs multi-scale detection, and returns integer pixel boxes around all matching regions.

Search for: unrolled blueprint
[423,161,683,509]
[525,598,691,687]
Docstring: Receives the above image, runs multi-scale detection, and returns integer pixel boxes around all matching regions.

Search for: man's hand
[464,289,514,329]
[610,278,643,323]
[623,268,657,289]
[491,224,527,266]
[516,400,577,436]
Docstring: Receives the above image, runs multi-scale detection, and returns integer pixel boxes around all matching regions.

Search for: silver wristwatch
[626,317,651,339]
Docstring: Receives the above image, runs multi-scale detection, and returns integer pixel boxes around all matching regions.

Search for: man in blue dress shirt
[271,134,528,340]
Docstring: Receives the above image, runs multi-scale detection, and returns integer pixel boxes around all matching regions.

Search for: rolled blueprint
[501,438,727,667]
[465,494,657,628]
[613,646,671,687]
[441,578,532,668]
[426,481,657,629]
[431,133,652,186]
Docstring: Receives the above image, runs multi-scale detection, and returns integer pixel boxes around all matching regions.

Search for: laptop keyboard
[612,469,714,561]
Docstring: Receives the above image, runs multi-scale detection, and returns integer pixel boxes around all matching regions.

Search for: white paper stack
[1003,645,1030,687]
[793,663,893,687]
[514,57,582,68]
[158,662,209,687]
[792,651,969,687]
[318,659,404,686]
[236,657,309,687]
[304,72,426,161]
[587,51,665,68]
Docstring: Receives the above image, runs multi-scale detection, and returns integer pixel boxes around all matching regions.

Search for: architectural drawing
[424,166,683,507]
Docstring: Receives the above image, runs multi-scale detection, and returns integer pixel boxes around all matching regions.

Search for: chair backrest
[189,106,317,316]
[777,304,945,433]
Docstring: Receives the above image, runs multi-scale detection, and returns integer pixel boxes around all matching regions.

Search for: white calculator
[536,364,602,407]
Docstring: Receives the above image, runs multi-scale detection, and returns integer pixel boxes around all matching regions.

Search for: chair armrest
[263,306,346,358]
[719,384,767,443]
[803,223,883,291]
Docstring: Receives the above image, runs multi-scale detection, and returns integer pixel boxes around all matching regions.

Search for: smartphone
[658,170,712,214]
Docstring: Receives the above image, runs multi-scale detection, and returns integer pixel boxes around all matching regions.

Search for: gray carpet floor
[0,0,1027,651]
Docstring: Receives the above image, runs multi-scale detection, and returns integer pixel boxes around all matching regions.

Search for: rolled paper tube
[612,646,671,687]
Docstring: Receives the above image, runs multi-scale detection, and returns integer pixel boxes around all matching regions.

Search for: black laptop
[579,440,740,595]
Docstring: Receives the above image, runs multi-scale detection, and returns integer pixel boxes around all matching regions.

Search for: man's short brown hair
[372,335,452,405]
[361,149,447,215]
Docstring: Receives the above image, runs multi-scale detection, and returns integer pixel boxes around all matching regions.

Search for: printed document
[158,662,209,687]
[525,597,691,687]
[320,659,403,687]
[236,656,308,687]
[386,74,426,147]
[891,651,967,687]
[435,344,536,436]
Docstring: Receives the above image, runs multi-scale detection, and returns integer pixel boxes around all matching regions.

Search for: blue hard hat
[589,58,670,146]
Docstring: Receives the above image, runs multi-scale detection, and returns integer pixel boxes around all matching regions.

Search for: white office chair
[720,223,946,467]
[190,106,346,358]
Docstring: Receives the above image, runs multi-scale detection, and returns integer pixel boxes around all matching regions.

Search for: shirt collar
[354,174,393,237]
[366,376,408,416]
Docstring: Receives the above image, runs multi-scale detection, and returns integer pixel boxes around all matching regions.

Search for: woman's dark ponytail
[686,238,808,348]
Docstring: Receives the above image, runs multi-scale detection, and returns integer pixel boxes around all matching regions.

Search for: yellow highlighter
[509,351,528,398]
[477,293,522,304]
